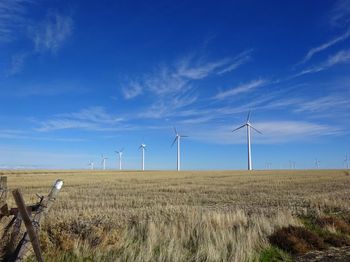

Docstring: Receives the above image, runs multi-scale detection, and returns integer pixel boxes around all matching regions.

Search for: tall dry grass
[1,169,349,261]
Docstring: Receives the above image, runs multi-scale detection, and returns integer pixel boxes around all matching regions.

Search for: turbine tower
[115,149,124,170]
[172,128,188,171]
[101,154,108,170]
[88,161,94,170]
[139,144,146,171]
[232,111,262,170]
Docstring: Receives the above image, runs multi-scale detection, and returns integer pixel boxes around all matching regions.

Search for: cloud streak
[301,28,350,63]
[217,49,253,75]
[297,49,350,76]
[37,107,124,132]
[330,0,350,26]
[29,12,73,53]
[214,79,267,100]
[0,0,31,42]
[191,120,341,145]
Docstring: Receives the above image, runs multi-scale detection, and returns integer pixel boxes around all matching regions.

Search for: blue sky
[0,0,350,170]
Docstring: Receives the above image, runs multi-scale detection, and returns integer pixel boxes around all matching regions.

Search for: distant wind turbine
[139,144,146,171]
[265,162,272,169]
[115,149,124,170]
[172,127,188,171]
[101,154,108,170]
[232,111,262,170]
[315,159,320,169]
[345,155,350,169]
[88,161,94,170]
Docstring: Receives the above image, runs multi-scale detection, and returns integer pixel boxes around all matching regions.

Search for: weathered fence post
[0,176,7,206]
[11,179,63,261]
[12,189,43,262]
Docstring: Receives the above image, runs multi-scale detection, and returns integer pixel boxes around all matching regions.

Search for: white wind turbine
[101,154,108,170]
[315,159,320,169]
[88,161,94,170]
[172,127,188,171]
[232,112,262,170]
[115,149,124,170]
[139,144,146,171]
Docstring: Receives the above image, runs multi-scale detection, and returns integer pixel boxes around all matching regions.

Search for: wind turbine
[265,162,272,169]
[101,154,108,170]
[232,111,262,171]
[345,155,350,169]
[139,144,146,171]
[315,159,320,169]
[88,161,94,170]
[172,127,188,171]
[115,149,124,170]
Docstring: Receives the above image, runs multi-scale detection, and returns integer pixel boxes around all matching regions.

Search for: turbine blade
[232,124,246,132]
[173,127,177,135]
[171,136,178,147]
[181,135,189,138]
[246,110,251,122]
[250,125,262,134]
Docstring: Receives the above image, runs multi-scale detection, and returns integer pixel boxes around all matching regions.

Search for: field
[1,169,350,261]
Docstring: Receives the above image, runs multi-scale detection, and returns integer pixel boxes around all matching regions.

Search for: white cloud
[217,49,253,75]
[214,79,267,100]
[176,57,229,80]
[298,49,350,76]
[191,121,341,145]
[37,107,124,132]
[330,0,350,26]
[122,81,143,99]
[120,51,251,100]
[139,93,198,119]
[0,0,31,42]
[301,28,350,63]
[7,52,29,75]
[12,82,88,97]
[30,12,73,53]
[294,94,350,113]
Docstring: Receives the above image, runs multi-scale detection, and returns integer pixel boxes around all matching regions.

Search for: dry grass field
[1,169,350,261]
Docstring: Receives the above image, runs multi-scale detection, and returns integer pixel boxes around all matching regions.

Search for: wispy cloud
[294,94,350,113]
[122,81,143,99]
[0,129,84,141]
[330,0,350,26]
[29,12,73,53]
[0,0,32,42]
[11,82,88,97]
[6,52,29,75]
[121,50,251,100]
[297,49,350,76]
[192,120,341,145]
[120,52,250,119]
[217,49,253,75]
[176,57,229,80]
[214,79,267,100]
[37,107,124,132]
[139,93,198,119]
[300,28,350,63]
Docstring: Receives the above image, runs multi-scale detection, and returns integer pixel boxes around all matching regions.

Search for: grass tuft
[259,246,292,262]
[269,226,325,255]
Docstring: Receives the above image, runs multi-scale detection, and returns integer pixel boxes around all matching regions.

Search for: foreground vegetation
[1,169,350,261]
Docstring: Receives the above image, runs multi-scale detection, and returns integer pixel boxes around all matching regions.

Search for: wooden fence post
[0,176,7,206]
[12,189,43,262]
